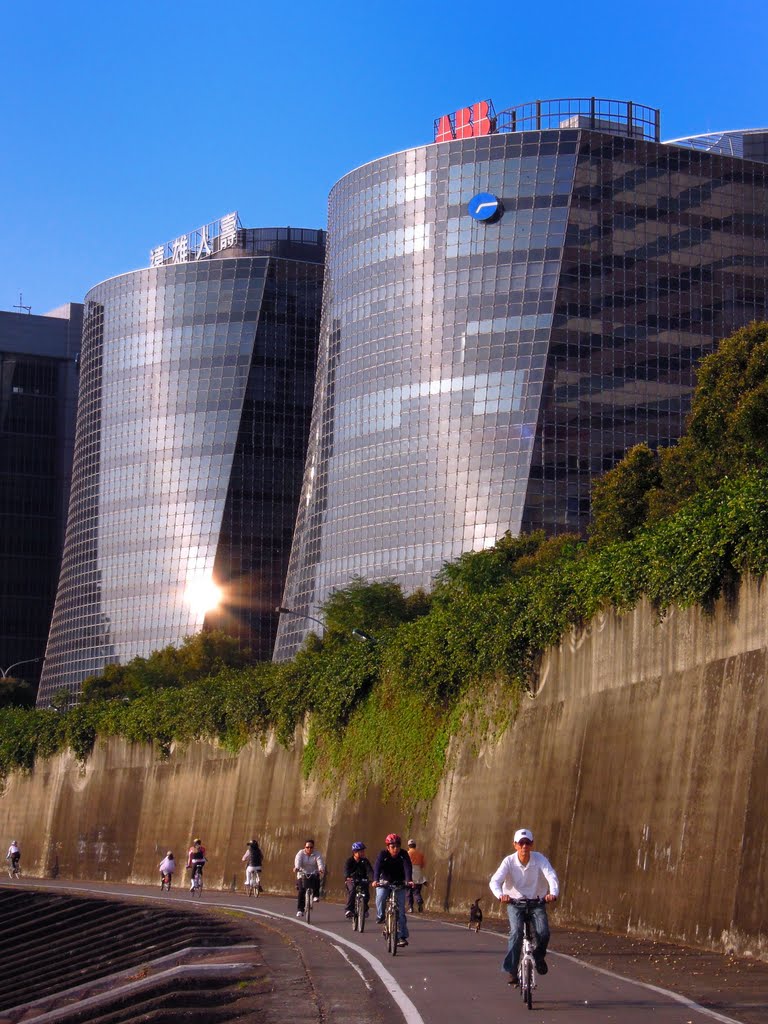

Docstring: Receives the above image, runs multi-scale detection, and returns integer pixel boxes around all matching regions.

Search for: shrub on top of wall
[2,468,768,806]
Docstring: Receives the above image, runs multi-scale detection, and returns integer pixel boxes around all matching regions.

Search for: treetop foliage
[590,321,768,541]
[81,631,253,703]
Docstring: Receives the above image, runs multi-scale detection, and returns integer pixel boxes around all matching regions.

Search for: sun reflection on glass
[183,576,223,616]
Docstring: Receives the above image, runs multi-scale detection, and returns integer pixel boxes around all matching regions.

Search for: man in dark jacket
[372,833,413,946]
[343,841,374,918]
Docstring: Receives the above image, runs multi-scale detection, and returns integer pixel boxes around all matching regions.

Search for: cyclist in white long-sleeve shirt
[294,839,325,917]
[6,841,20,877]
[489,828,559,983]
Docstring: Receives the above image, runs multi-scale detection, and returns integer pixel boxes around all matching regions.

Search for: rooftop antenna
[13,292,32,315]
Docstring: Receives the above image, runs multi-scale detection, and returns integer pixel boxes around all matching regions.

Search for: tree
[591,322,768,528]
[81,630,255,702]
[321,576,413,640]
[589,444,661,546]
[433,531,547,602]
[0,678,36,709]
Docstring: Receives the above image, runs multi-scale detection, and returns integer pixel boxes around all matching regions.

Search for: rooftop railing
[434,97,661,143]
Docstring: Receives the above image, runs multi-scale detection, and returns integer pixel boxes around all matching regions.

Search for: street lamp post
[275,606,325,631]
[351,628,377,644]
[0,657,44,679]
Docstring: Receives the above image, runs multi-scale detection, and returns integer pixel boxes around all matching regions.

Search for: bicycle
[6,857,20,880]
[160,872,172,891]
[189,864,204,897]
[352,882,368,933]
[245,866,262,898]
[513,897,544,1010]
[381,883,407,956]
[296,869,319,922]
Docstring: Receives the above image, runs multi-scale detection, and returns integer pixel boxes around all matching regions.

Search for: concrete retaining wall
[1,579,766,958]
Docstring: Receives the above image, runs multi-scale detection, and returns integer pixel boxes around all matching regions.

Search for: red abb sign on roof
[434,101,495,142]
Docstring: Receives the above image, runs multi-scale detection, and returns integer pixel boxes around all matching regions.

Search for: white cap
[514,828,533,844]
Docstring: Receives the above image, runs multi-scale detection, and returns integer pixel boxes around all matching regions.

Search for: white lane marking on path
[35,884,425,1024]
[556,952,746,1024]
[441,920,746,1024]
[219,902,425,1024]
[333,943,373,990]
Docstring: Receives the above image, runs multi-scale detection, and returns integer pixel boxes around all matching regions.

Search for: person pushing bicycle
[372,833,413,947]
[489,828,559,985]
[406,839,426,912]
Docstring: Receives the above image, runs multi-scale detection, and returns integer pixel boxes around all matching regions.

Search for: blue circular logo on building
[468,192,502,221]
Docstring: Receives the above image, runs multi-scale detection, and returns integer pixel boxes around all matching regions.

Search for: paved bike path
[8,880,760,1024]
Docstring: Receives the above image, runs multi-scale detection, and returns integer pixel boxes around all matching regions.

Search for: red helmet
[385,833,401,846]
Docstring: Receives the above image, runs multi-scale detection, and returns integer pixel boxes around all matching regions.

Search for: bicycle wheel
[523,959,533,1010]
[304,887,312,923]
[357,893,366,933]
[384,899,393,953]
[389,900,399,956]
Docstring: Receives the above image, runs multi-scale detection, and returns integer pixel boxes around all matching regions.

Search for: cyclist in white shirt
[6,841,20,876]
[489,828,559,983]
[294,839,325,917]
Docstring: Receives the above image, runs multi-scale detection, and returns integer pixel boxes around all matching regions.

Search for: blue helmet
[351,841,366,851]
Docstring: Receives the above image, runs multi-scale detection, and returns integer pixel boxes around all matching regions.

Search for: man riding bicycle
[372,833,413,947]
[294,839,325,917]
[6,840,20,877]
[344,841,373,919]
[489,828,559,984]
[242,838,263,890]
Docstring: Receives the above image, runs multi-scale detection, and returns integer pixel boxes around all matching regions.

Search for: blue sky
[2,0,766,313]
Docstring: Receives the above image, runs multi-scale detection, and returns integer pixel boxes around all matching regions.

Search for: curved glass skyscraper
[275,98,768,658]
[39,226,324,702]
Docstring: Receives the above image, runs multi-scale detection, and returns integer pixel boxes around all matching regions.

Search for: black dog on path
[468,898,483,933]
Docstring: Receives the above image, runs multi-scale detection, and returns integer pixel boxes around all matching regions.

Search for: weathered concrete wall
[1,579,766,959]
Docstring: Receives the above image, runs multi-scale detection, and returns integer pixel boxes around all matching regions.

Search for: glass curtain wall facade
[275,109,768,658]
[38,229,324,703]
[0,306,81,689]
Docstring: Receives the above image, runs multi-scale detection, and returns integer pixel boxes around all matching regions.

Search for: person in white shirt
[489,827,559,983]
[158,851,176,888]
[6,841,20,877]
[294,839,325,917]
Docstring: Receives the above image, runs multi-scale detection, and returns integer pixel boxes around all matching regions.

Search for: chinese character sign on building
[148,212,241,267]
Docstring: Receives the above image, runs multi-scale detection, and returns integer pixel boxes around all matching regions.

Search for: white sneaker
[313,895,320,903]
[296,910,304,917]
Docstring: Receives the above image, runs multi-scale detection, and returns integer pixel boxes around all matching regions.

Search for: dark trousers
[345,879,370,914]
[297,873,320,911]
[502,902,550,976]
[406,882,424,911]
